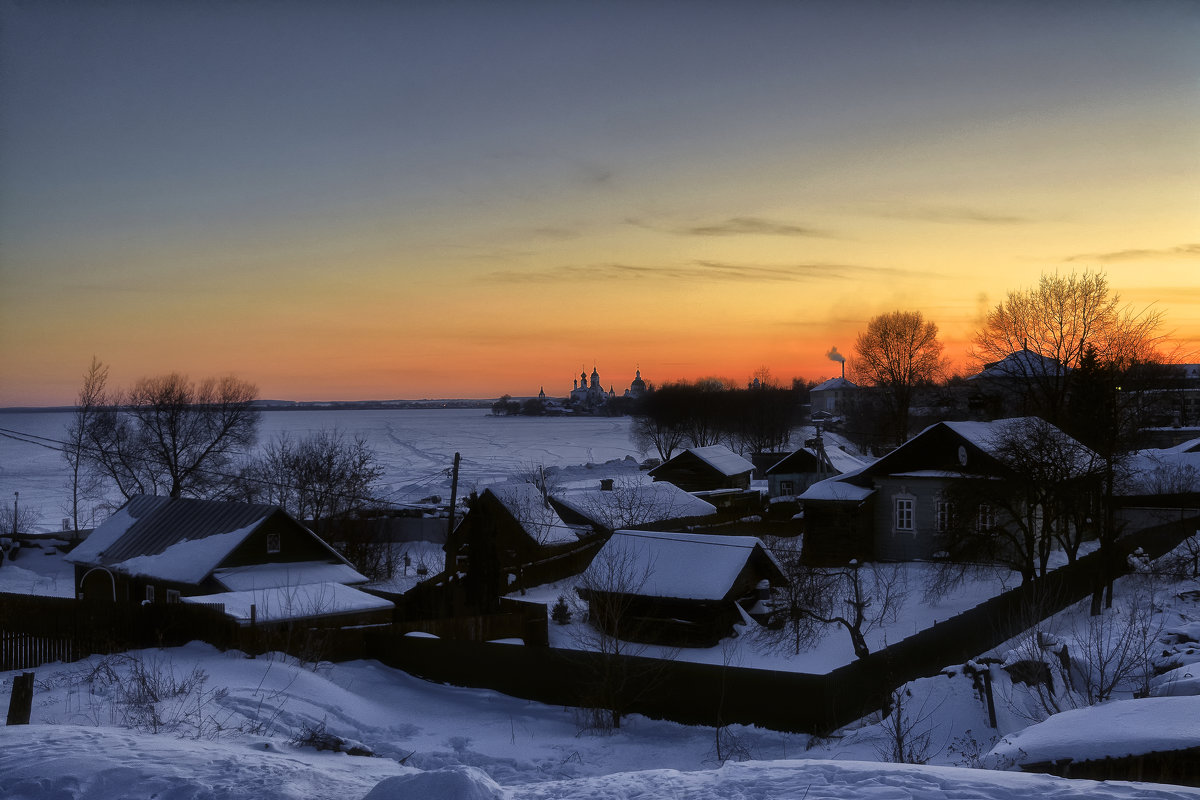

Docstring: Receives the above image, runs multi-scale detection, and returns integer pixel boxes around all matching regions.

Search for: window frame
[266,532,281,554]
[894,497,915,532]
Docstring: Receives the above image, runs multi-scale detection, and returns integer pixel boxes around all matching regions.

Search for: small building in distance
[647,445,755,493]
[810,376,857,418]
[765,443,867,501]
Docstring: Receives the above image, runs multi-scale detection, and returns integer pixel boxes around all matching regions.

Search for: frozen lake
[0,409,640,531]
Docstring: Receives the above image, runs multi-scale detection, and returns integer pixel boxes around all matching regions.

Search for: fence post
[6,671,34,725]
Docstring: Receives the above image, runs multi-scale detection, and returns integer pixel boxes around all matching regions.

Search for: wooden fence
[3,515,1196,736]
[0,593,239,671]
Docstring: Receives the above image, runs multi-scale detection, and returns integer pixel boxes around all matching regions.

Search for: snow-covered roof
[1161,436,1200,454]
[811,377,856,392]
[588,530,783,601]
[797,469,875,502]
[489,483,585,544]
[552,482,716,529]
[937,419,1042,458]
[65,495,343,585]
[182,581,393,624]
[767,446,866,477]
[681,445,756,477]
[212,561,369,591]
[1121,448,1200,495]
[970,348,1066,380]
[68,496,277,566]
[987,696,1200,767]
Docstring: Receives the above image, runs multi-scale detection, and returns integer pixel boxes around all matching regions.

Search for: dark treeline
[630,379,800,461]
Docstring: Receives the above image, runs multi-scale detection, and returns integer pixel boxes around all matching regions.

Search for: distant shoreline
[0,399,501,413]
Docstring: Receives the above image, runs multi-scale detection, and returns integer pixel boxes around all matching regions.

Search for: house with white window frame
[798,418,1091,564]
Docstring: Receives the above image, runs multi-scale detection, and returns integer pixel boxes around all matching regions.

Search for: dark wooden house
[647,445,755,492]
[798,418,1096,565]
[66,496,392,626]
[551,480,718,533]
[444,484,603,594]
[577,529,787,647]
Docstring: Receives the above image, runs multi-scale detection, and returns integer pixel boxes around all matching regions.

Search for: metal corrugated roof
[92,495,280,565]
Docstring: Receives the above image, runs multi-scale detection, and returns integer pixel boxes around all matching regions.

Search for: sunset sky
[1,1,1197,406]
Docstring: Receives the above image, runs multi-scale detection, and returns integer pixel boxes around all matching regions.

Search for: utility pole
[446,452,461,540]
[11,492,17,536]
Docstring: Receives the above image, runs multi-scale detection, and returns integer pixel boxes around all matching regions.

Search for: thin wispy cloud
[863,205,1030,225]
[1065,243,1200,263]
[486,260,919,284]
[626,216,834,238]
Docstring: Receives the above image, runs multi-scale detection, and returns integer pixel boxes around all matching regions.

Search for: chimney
[600,478,614,491]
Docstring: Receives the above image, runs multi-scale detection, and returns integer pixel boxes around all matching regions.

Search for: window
[266,532,281,554]
[779,480,794,497]
[166,589,181,604]
[144,585,155,604]
[936,501,951,531]
[976,503,995,532]
[894,498,914,532]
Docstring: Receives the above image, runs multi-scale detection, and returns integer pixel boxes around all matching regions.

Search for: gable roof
[767,446,866,477]
[589,530,785,602]
[811,376,856,392]
[797,468,876,502]
[799,418,1093,500]
[649,445,755,479]
[551,482,716,530]
[66,495,343,584]
[969,348,1066,380]
[487,483,587,545]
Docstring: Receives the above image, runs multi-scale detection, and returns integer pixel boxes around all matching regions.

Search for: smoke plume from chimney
[826,346,846,378]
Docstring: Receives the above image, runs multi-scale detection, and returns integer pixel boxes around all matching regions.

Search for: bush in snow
[551,594,572,625]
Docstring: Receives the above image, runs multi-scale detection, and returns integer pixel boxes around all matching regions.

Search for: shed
[577,529,787,647]
[647,445,756,492]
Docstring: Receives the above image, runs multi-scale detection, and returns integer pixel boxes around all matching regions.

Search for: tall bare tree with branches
[81,371,260,500]
[971,270,1166,426]
[63,357,110,533]
[853,310,947,446]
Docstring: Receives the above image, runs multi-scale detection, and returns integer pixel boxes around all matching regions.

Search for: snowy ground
[520,560,1021,673]
[4,544,1200,798]
[3,644,1198,800]
[0,409,646,531]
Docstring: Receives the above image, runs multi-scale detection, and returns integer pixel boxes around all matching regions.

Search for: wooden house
[443,484,602,593]
[577,529,787,647]
[65,495,392,626]
[798,418,1097,565]
[765,445,866,500]
[551,480,718,533]
[647,445,755,492]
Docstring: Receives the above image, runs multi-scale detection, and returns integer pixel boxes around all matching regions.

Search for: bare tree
[236,429,386,576]
[971,270,1166,426]
[852,310,946,445]
[944,417,1103,583]
[754,536,827,656]
[758,551,907,660]
[875,684,943,764]
[63,357,109,534]
[571,538,674,730]
[82,372,260,500]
